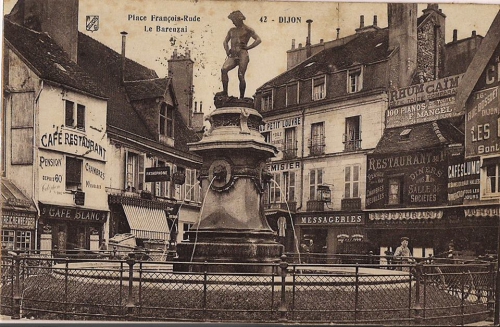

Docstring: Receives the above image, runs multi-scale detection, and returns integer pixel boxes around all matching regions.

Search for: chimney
[121,31,128,84]
[168,50,195,127]
[192,100,204,131]
[472,30,476,37]
[388,3,418,88]
[306,19,313,57]
[359,15,364,28]
[453,29,457,42]
[373,15,378,27]
[336,28,340,39]
[8,0,79,63]
[291,39,296,50]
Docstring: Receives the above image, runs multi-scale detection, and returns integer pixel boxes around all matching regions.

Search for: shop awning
[1,178,37,213]
[122,204,170,240]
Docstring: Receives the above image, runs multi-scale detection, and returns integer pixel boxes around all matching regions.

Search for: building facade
[3,0,204,253]
[256,3,485,257]
[3,13,109,252]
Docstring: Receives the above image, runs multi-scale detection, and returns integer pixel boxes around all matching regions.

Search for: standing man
[221,10,261,99]
[394,236,413,271]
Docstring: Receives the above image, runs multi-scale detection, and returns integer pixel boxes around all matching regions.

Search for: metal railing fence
[0,251,497,325]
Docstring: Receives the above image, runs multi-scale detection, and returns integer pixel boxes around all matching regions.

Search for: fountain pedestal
[174,97,282,273]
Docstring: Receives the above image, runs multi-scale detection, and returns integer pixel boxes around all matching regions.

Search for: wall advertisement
[465,87,500,157]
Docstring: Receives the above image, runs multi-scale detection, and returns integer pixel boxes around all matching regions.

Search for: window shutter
[138,154,145,190]
[77,104,85,129]
[124,150,129,190]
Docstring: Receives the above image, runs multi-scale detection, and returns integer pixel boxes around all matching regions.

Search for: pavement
[0,314,498,325]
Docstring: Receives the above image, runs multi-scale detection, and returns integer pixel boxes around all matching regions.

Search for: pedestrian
[99,239,107,251]
[393,236,413,271]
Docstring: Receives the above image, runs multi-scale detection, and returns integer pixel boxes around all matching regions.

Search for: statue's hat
[228,10,246,21]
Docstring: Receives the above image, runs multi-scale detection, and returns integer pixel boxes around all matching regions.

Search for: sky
[3,0,500,113]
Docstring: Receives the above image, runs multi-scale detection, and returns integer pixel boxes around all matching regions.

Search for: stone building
[255,4,483,258]
[2,0,204,252]
[3,8,109,251]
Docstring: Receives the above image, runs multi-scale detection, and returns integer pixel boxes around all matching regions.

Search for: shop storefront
[295,212,366,255]
[38,203,107,253]
[1,178,37,251]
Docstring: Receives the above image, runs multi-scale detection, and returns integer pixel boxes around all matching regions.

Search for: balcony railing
[308,136,325,156]
[343,132,362,152]
[306,200,324,212]
[264,201,297,212]
[341,198,361,211]
[282,140,298,159]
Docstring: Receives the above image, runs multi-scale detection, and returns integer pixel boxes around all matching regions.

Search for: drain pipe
[294,107,306,255]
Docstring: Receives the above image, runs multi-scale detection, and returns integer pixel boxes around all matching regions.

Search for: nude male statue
[221,11,261,99]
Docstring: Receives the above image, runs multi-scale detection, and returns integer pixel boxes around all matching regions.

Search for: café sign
[40,204,107,222]
[369,210,443,220]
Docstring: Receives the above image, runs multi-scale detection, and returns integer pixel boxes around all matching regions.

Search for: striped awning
[122,205,170,240]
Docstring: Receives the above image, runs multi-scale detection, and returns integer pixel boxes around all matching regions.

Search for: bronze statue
[221,11,261,99]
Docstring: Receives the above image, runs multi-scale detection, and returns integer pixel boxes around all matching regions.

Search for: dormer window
[312,76,326,100]
[286,82,299,106]
[160,103,174,138]
[348,67,363,93]
[261,91,273,111]
[65,100,85,130]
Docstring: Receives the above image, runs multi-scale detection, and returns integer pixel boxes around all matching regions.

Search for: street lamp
[318,185,331,203]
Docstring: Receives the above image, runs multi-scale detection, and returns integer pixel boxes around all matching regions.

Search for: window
[344,165,360,198]
[184,168,200,202]
[268,173,281,203]
[283,128,297,159]
[261,92,273,111]
[64,100,85,130]
[348,67,363,93]
[160,104,174,138]
[309,122,325,155]
[283,171,296,202]
[183,223,193,241]
[66,157,82,191]
[154,160,171,198]
[262,132,271,143]
[125,151,145,191]
[485,164,500,194]
[344,116,361,151]
[2,230,31,250]
[388,177,404,205]
[286,82,299,106]
[309,169,323,200]
[312,76,326,100]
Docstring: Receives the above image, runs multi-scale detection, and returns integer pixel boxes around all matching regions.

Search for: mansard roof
[373,118,464,154]
[258,28,391,90]
[4,19,106,98]
[77,33,201,158]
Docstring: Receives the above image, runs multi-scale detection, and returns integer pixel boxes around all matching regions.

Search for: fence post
[488,262,495,322]
[203,261,207,320]
[412,262,422,325]
[355,264,359,323]
[12,251,22,320]
[278,254,288,322]
[64,258,69,320]
[495,257,500,326]
[125,253,136,321]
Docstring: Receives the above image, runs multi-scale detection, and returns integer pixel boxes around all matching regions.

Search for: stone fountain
[174,95,282,273]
